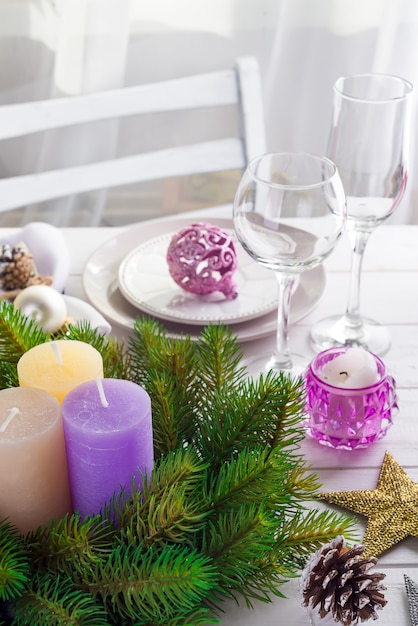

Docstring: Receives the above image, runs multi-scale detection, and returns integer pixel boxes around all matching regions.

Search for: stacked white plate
[82,216,325,342]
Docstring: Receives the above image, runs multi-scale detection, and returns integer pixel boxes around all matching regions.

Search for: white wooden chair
[0,57,266,226]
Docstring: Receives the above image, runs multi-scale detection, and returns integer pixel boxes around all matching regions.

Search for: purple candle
[61,378,153,519]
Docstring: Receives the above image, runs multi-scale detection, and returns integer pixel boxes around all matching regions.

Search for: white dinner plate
[118,231,278,325]
[83,216,326,342]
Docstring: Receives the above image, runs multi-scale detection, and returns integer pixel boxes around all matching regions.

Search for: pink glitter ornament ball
[166,223,238,299]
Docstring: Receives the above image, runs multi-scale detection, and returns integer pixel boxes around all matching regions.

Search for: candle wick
[0,407,20,433]
[50,342,63,365]
[95,377,109,408]
[339,371,348,376]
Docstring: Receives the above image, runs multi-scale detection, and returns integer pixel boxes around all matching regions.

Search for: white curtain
[0,0,417,225]
[0,0,132,225]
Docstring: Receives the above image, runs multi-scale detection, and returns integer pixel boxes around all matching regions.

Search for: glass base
[243,351,308,380]
[310,313,391,356]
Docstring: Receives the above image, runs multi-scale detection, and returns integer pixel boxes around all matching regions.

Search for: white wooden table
[3,214,418,625]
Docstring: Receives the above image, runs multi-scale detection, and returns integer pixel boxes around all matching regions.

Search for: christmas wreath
[0,301,355,625]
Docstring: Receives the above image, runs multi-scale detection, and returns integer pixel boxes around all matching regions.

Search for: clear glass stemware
[310,73,413,355]
[233,152,346,376]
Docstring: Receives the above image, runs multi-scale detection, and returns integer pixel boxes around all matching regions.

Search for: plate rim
[82,215,326,342]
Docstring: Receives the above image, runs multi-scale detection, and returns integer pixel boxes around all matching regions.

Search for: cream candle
[62,378,153,519]
[17,340,104,403]
[0,387,72,534]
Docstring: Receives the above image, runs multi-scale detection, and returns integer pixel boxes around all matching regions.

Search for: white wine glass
[233,152,346,375]
[311,73,413,355]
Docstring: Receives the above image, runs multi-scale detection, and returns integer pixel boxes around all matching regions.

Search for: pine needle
[277,508,358,564]
[115,448,209,548]
[26,513,115,578]
[194,323,246,390]
[195,371,305,466]
[87,544,218,622]
[0,520,30,601]
[13,572,108,626]
[0,302,47,366]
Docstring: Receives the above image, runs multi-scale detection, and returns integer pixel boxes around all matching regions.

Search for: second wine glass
[310,73,413,355]
[233,152,346,375]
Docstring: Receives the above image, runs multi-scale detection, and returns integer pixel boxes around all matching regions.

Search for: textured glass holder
[304,347,398,450]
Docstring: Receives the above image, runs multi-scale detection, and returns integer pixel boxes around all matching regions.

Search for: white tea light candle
[319,347,379,388]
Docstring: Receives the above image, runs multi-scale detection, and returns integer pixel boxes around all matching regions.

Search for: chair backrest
[0,56,266,224]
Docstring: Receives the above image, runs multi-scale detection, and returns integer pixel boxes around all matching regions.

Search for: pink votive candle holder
[303,347,398,450]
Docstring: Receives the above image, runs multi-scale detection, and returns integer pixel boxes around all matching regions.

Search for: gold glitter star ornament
[321,451,418,558]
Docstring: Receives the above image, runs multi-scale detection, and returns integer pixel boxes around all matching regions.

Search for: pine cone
[301,536,387,625]
[0,244,34,291]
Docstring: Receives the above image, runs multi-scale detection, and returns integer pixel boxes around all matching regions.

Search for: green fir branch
[194,323,246,390]
[128,319,201,457]
[13,572,109,626]
[276,508,359,566]
[205,446,309,516]
[126,482,208,550]
[266,372,307,450]
[142,372,198,457]
[0,361,19,389]
[114,448,209,549]
[202,503,279,604]
[127,317,173,381]
[195,371,305,466]
[0,520,30,601]
[100,334,130,380]
[86,544,218,623]
[129,318,197,391]
[208,552,292,611]
[242,550,294,604]
[0,317,356,624]
[26,513,115,580]
[282,460,323,506]
[139,447,209,512]
[0,302,48,376]
[203,503,277,566]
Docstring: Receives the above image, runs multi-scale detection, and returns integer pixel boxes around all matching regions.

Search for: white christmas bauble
[14,285,67,333]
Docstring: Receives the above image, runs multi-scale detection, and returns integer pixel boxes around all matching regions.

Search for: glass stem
[268,272,296,371]
[344,227,372,329]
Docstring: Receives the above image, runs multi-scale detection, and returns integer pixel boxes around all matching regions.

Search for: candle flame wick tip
[95,377,109,408]
[50,342,63,365]
[0,407,20,433]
